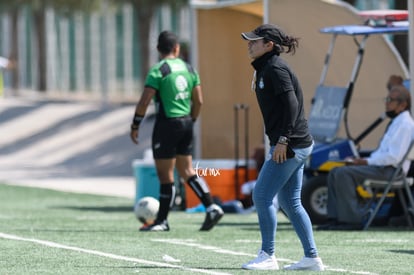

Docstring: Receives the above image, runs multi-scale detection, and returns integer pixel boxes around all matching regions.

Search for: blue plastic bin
[132,160,160,204]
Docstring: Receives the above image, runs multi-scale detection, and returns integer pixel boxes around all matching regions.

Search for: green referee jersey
[145,58,201,119]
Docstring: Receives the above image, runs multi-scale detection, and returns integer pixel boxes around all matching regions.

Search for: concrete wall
[193,0,408,158]
[196,2,264,159]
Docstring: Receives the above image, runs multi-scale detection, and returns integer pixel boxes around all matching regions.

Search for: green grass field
[0,183,413,275]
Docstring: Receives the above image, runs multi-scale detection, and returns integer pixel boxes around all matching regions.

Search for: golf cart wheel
[302,175,328,224]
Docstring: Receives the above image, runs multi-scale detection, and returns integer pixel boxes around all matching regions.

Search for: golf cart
[301,10,410,224]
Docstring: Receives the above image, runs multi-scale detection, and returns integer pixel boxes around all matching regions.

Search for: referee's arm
[130,87,156,144]
[191,85,203,122]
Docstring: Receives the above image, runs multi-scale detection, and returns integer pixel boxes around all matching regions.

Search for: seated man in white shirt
[318,84,414,230]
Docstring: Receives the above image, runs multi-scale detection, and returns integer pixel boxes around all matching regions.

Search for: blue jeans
[253,144,318,258]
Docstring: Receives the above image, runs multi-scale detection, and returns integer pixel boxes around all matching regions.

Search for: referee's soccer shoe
[200,204,224,231]
[139,220,169,232]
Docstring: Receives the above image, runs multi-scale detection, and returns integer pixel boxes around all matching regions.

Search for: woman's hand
[273,143,287,163]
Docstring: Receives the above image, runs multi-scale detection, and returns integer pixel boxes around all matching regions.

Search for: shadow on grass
[75,264,247,272]
[212,221,293,231]
[131,266,247,272]
[214,221,259,230]
[364,226,414,232]
[14,228,132,233]
[52,205,133,212]
[388,249,414,255]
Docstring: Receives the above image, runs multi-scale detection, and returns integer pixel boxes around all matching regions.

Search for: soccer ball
[134,196,159,225]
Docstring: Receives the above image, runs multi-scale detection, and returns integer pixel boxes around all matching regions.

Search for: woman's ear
[265,41,275,50]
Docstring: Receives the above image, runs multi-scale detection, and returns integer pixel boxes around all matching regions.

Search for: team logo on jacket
[258,77,264,89]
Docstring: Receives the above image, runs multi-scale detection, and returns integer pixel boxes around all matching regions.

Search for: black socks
[157,183,176,222]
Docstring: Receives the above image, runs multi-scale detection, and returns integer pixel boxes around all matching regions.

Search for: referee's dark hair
[157,31,178,55]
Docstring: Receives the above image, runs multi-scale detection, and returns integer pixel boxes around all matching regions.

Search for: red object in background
[359,10,408,25]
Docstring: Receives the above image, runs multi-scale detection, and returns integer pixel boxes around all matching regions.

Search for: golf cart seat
[307,85,359,171]
[308,85,348,143]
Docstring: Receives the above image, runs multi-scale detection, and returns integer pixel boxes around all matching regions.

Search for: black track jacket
[251,51,312,148]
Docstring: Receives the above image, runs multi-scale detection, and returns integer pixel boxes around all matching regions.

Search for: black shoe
[200,204,224,231]
[139,220,170,232]
[316,219,338,231]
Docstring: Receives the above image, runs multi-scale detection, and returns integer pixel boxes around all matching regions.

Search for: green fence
[0,3,190,100]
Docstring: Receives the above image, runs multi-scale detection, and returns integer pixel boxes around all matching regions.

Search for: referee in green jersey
[130,31,223,231]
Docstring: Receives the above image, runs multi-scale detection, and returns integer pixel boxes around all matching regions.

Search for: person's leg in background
[176,154,223,231]
[140,119,178,232]
[140,158,176,232]
[323,165,395,229]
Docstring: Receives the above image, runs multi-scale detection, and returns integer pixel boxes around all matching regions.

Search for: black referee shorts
[152,116,193,159]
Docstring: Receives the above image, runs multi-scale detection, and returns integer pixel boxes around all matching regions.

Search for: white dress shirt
[367,110,414,173]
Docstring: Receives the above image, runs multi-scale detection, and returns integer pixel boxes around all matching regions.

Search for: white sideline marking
[0,232,231,275]
[153,239,379,275]
[153,238,294,263]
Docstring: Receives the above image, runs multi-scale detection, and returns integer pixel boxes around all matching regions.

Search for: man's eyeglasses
[383,96,401,103]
